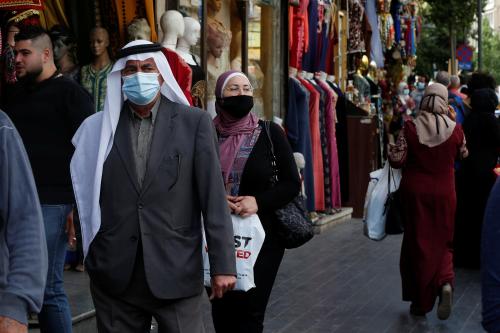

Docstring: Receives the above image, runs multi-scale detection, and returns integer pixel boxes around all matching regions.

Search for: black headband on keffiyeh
[116,43,163,59]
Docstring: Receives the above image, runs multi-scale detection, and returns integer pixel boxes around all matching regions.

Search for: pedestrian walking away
[0,111,48,333]
[3,26,94,333]
[70,40,236,333]
[388,83,468,319]
[209,70,301,333]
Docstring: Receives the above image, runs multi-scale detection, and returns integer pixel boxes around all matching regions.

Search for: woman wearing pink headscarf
[210,70,300,333]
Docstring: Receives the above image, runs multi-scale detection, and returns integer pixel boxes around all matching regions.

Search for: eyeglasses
[224,84,253,94]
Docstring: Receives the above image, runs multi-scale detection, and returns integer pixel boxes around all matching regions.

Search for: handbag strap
[263,121,279,184]
[387,165,397,194]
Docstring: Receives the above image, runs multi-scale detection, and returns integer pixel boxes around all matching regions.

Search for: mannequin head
[89,27,110,58]
[160,10,184,47]
[207,0,223,16]
[127,18,151,41]
[49,25,78,66]
[207,25,226,60]
[181,17,201,47]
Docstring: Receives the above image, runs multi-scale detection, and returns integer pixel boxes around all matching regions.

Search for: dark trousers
[211,238,285,333]
[90,251,205,333]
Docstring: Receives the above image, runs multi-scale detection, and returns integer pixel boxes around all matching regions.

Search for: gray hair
[435,71,450,87]
[450,75,460,88]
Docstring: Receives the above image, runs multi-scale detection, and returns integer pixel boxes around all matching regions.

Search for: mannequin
[230,31,242,71]
[80,27,114,113]
[127,18,151,41]
[207,0,231,70]
[176,17,201,66]
[176,17,205,108]
[50,25,79,81]
[353,54,371,105]
[206,25,227,118]
[160,10,184,50]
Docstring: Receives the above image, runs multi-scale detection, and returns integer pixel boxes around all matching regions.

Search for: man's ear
[42,47,51,63]
[158,73,165,86]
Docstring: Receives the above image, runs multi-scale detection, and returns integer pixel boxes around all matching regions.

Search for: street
[30,219,484,333]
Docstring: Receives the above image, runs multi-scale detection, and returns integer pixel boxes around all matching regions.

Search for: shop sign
[456,44,474,71]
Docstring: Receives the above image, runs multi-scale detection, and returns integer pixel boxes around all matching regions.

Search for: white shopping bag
[363,161,402,240]
[202,214,265,291]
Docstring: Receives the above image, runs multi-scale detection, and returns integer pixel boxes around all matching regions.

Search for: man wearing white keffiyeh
[70,40,236,333]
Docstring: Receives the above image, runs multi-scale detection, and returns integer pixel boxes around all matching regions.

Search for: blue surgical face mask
[417,82,426,90]
[403,89,410,95]
[122,72,161,105]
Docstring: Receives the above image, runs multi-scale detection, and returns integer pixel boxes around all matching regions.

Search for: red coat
[160,48,193,106]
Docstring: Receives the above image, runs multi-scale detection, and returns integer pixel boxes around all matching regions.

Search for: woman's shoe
[437,283,453,320]
[410,303,426,316]
[75,263,85,272]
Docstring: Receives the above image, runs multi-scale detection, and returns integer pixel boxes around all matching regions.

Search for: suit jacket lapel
[114,106,141,194]
[141,97,178,194]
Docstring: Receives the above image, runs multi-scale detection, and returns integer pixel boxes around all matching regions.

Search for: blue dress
[286,77,316,211]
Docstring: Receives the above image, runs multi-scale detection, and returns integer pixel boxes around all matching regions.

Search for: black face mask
[220,95,254,118]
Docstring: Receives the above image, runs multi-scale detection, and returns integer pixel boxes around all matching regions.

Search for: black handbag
[263,121,314,249]
[384,167,404,235]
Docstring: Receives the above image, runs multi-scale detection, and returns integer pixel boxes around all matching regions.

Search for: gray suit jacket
[86,96,236,298]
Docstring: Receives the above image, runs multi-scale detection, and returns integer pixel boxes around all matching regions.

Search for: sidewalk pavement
[30,219,485,333]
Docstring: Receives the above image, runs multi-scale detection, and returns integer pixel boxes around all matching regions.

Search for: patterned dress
[80,62,113,113]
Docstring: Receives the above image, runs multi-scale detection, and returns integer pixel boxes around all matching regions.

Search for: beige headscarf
[414,83,456,147]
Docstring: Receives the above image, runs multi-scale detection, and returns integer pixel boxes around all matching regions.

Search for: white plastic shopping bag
[363,161,401,240]
[202,214,265,291]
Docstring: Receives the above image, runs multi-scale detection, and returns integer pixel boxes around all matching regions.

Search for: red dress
[390,120,464,312]
[297,77,325,211]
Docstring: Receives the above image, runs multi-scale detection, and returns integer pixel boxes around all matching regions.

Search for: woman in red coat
[389,83,468,319]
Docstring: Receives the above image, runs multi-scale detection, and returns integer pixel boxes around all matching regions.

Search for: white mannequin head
[181,17,201,47]
[160,10,184,49]
[176,17,201,65]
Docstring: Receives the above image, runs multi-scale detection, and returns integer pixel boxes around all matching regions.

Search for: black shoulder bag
[263,121,314,249]
[384,166,404,235]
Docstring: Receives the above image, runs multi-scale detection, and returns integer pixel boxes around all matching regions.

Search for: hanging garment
[348,0,366,53]
[324,1,338,75]
[365,0,384,67]
[161,48,193,106]
[310,79,332,210]
[297,76,325,211]
[39,0,68,29]
[314,0,329,71]
[318,80,342,208]
[328,82,350,203]
[390,0,401,44]
[0,0,42,10]
[113,0,157,46]
[301,0,319,72]
[286,77,316,212]
[379,13,395,52]
[289,0,310,70]
[404,16,417,57]
[80,62,114,113]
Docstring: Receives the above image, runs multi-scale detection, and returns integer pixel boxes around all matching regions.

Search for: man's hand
[65,209,76,249]
[0,316,27,333]
[209,275,236,300]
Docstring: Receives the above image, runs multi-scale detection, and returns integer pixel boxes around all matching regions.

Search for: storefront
[0,0,286,119]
